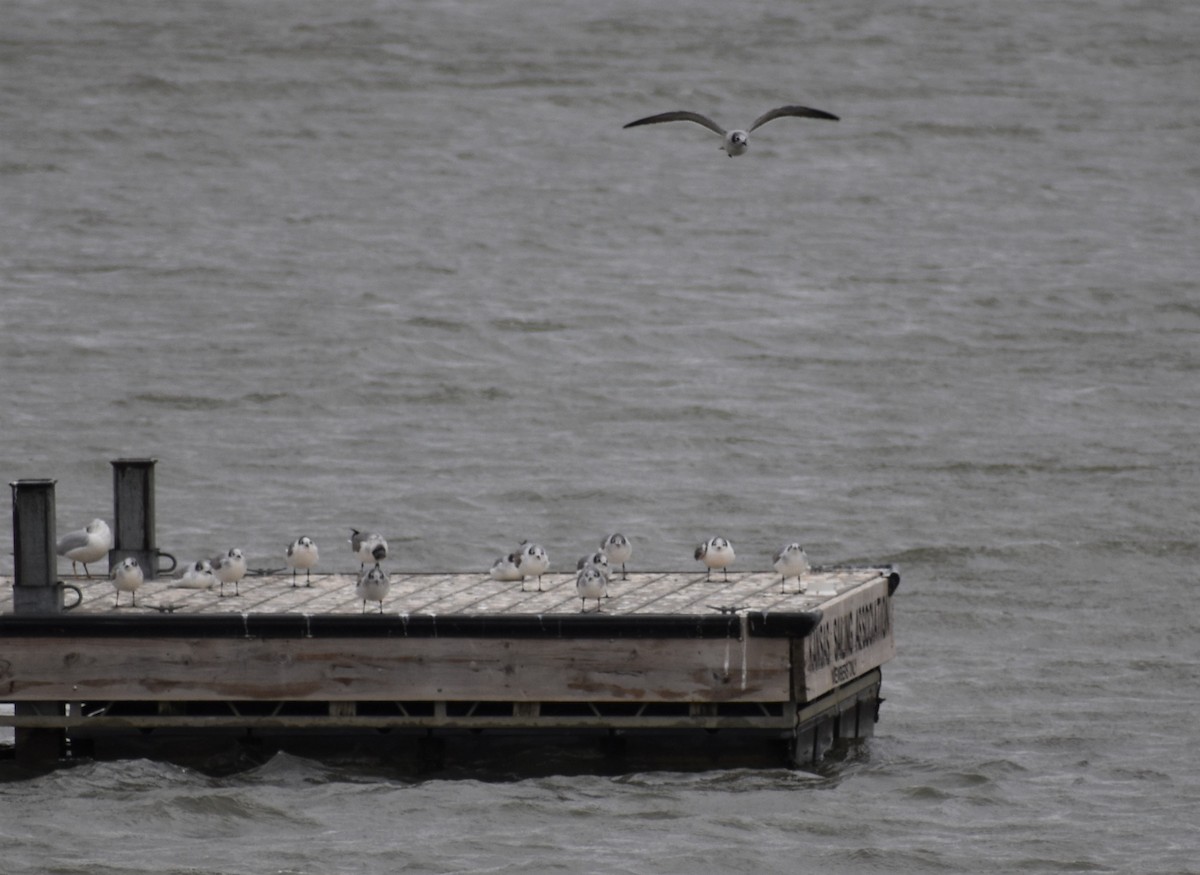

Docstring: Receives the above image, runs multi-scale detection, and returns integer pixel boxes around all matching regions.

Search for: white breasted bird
[623,105,838,157]
[56,518,113,578]
[490,552,523,582]
[356,562,390,613]
[349,529,388,569]
[772,543,811,594]
[178,559,217,590]
[576,565,607,613]
[600,533,632,580]
[212,548,247,597]
[111,556,144,607]
[517,541,550,591]
[695,537,735,581]
[285,536,319,587]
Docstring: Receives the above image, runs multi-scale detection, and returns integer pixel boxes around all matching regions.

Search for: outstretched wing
[623,111,726,136]
[748,105,839,132]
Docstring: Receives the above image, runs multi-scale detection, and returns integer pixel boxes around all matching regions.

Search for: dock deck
[1,566,898,769]
[1,565,884,617]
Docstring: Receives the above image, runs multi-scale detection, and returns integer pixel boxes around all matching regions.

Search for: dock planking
[1,565,898,767]
[0,566,886,617]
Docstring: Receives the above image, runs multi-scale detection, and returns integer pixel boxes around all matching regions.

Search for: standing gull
[772,543,811,594]
[623,105,838,157]
[356,562,391,613]
[577,550,612,599]
[600,533,632,580]
[111,556,144,607]
[285,536,319,587]
[576,565,607,613]
[517,542,550,592]
[349,529,388,569]
[212,548,247,597]
[56,518,113,578]
[695,536,736,581]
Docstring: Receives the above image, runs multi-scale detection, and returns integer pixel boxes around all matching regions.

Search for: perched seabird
[576,565,607,613]
[577,551,611,577]
[56,518,113,578]
[772,543,811,594]
[600,533,632,580]
[490,552,523,582]
[623,105,838,157]
[111,556,144,607]
[212,548,247,597]
[285,536,319,587]
[349,529,388,569]
[356,562,390,613]
[516,541,550,592]
[577,550,612,599]
[178,559,217,590]
[695,536,736,581]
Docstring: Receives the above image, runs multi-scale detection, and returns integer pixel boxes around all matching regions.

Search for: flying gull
[623,105,838,157]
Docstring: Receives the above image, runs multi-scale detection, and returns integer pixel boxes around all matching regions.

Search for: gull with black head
[349,529,388,569]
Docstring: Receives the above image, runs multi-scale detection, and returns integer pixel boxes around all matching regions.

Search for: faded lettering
[806,594,892,674]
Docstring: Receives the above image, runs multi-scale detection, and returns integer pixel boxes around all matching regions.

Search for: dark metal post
[110,457,174,579]
[10,479,68,761]
[11,479,61,613]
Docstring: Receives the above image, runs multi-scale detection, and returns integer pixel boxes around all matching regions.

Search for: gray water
[2,0,1198,871]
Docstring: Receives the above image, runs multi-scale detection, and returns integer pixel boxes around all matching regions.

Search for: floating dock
[1,467,900,771]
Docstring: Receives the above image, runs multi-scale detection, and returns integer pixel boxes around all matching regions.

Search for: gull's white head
[723,130,749,157]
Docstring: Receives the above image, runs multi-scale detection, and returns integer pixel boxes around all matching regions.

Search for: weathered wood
[793,575,896,700]
[0,635,793,703]
[0,567,892,618]
[0,712,793,732]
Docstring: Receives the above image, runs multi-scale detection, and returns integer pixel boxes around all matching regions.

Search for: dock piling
[110,458,175,580]
[10,479,72,762]
[11,479,80,614]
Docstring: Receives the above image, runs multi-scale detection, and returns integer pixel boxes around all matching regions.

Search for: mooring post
[110,457,174,580]
[10,479,70,762]
[11,479,64,613]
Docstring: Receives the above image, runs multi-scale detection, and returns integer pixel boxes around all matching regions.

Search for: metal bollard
[11,479,81,613]
[10,479,72,761]
[110,458,176,580]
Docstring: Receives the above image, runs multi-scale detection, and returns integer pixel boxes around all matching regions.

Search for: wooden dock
[1,565,898,769]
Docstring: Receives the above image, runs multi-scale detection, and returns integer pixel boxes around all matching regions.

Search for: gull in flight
[623,105,838,157]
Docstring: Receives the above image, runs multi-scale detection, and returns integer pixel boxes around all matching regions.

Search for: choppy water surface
[2,0,1198,871]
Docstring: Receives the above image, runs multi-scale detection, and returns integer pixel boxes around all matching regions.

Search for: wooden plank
[0,568,892,617]
[793,575,895,701]
[0,713,794,732]
[0,635,792,703]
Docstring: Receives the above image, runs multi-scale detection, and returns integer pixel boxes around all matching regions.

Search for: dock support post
[110,458,174,580]
[9,479,68,762]
[11,479,61,614]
